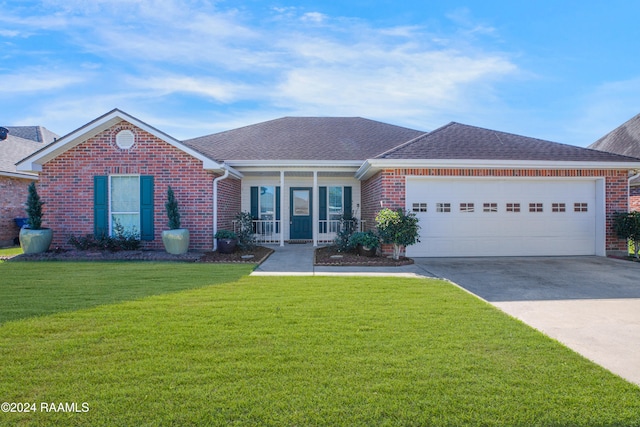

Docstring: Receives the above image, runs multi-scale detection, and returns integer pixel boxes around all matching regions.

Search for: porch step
[287,240,312,244]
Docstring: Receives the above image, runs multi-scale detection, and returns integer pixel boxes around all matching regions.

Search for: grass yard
[1,263,639,426]
[0,246,22,258]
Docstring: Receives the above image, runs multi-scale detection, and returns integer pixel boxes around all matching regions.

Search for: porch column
[313,170,318,247]
[280,170,285,246]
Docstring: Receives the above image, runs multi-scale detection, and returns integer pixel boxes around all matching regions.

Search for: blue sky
[2,0,640,146]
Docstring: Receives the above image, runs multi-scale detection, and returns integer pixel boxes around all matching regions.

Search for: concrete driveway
[415,256,640,386]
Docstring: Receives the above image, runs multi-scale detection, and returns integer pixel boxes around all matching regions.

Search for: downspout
[629,170,640,213]
[212,167,231,251]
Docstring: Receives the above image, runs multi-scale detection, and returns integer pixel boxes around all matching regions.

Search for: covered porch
[234,166,364,247]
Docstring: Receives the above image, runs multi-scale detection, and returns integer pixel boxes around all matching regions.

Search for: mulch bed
[7,246,274,264]
[314,246,413,267]
[198,246,274,264]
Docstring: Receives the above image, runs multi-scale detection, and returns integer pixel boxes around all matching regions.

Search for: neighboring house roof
[588,113,640,158]
[183,117,426,162]
[5,126,58,144]
[0,126,58,179]
[16,109,237,176]
[588,113,640,185]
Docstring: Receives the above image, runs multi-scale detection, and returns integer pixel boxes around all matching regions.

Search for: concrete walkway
[251,243,429,277]
[251,245,640,387]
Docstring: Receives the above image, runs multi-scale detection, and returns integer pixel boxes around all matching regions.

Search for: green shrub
[348,231,380,249]
[234,211,256,250]
[165,186,181,230]
[214,230,237,240]
[25,182,44,230]
[68,221,141,252]
[375,208,420,260]
[334,213,358,252]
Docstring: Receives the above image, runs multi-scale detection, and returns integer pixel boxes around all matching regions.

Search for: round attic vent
[0,127,8,141]
[115,129,135,149]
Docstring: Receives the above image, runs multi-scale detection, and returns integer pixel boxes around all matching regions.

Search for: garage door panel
[406,178,597,257]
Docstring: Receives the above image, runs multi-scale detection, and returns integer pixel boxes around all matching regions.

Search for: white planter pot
[19,228,53,254]
[162,229,190,254]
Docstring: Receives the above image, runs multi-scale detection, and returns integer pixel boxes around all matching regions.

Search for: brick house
[589,113,640,211]
[0,126,58,247]
[16,109,640,257]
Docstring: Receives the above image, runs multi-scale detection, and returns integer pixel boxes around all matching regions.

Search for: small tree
[334,213,358,252]
[613,211,640,258]
[375,208,420,260]
[165,186,181,229]
[234,211,256,250]
[25,182,44,230]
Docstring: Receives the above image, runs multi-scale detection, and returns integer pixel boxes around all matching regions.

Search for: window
[412,203,427,212]
[259,186,275,220]
[94,175,153,241]
[115,129,135,149]
[574,203,588,212]
[110,175,140,235]
[506,203,520,212]
[328,186,343,221]
[293,190,310,216]
[552,203,566,213]
[436,203,451,213]
[483,203,497,213]
[460,203,474,213]
[529,203,543,213]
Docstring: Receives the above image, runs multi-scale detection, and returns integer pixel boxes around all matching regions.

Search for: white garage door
[405,178,599,257]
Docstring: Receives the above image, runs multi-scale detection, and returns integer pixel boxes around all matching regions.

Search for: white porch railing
[317,219,365,243]
[234,219,365,244]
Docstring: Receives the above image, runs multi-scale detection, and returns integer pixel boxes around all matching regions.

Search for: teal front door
[290,187,312,240]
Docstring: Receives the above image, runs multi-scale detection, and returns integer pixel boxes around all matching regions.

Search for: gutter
[628,170,640,212]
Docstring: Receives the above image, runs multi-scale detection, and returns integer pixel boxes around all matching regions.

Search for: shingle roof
[588,113,640,158]
[5,126,58,144]
[183,117,426,161]
[377,122,640,162]
[0,126,59,177]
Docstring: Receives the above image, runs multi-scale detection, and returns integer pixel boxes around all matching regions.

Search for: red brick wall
[217,176,241,232]
[39,121,240,251]
[362,167,630,255]
[0,176,34,246]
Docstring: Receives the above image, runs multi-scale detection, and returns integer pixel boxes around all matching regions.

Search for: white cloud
[130,75,250,102]
[3,0,524,138]
[0,70,84,93]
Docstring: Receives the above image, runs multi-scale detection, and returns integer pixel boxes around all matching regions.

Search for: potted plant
[161,186,190,254]
[349,231,380,257]
[215,229,238,254]
[19,182,53,254]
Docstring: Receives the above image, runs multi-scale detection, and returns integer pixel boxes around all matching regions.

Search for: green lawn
[1,263,639,426]
[0,245,22,258]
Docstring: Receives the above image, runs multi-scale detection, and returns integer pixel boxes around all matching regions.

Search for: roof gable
[16,109,226,173]
[183,117,426,162]
[588,113,640,158]
[377,122,640,162]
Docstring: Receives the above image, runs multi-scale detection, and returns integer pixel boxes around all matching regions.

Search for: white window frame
[109,174,141,236]
[327,186,344,220]
[258,186,276,220]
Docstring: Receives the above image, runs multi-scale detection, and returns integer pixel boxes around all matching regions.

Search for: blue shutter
[319,186,327,233]
[250,186,259,219]
[94,176,108,238]
[344,186,352,219]
[140,176,154,241]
